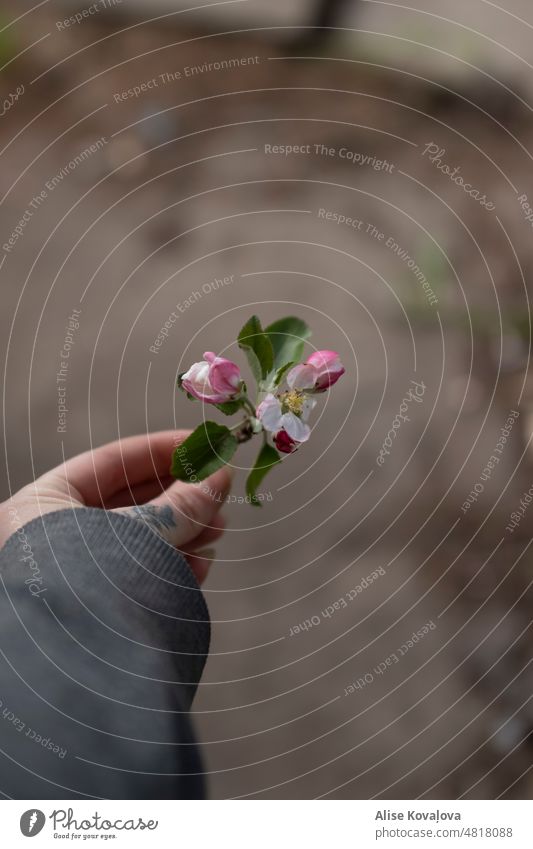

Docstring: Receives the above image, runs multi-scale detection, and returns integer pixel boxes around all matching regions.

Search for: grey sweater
[0,508,210,799]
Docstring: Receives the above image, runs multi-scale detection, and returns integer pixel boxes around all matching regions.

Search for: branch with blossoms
[171,315,344,506]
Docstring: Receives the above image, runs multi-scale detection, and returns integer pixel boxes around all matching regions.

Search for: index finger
[46,430,190,506]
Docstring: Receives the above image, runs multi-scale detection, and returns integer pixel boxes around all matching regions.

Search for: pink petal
[274,430,298,454]
[202,352,242,397]
[307,350,340,369]
[181,360,234,403]
[306,350,345,390]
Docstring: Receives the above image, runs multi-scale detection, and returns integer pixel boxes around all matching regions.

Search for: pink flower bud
[288,350,345,393]
[274,429,298,454]
[203,352,241,396]
[306,350,345,390]
[181,352,241,404]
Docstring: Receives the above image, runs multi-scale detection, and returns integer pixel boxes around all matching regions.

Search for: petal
[281,412,311,442]
[210,361,241,394]
[202,352,242,395]
[182,361,210,384]
[301,397,317,421]
[181,361,212,399]
[286,363,318,391]
[256,394,283,433]
[181,360,232,403]
[307,350,340,369]
[306,351,345,390]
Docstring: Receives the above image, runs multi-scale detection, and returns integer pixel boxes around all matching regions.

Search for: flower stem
[229,417,254,443]
[240,395,256,417]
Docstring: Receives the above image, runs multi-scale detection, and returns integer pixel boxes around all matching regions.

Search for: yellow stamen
[282,390,304,416]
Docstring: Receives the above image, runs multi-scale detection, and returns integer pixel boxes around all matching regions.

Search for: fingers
[43,431,191,506]
[185,548,215,585]
[10,430,233,589]
[102,475,175,509]
[149,464,234,547]
[112,464,234,549]
[182,512,225,553]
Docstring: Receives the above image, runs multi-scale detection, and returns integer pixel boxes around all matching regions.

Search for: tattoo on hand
[126,505,176,541]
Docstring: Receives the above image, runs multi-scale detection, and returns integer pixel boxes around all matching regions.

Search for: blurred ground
[2,0,533,799]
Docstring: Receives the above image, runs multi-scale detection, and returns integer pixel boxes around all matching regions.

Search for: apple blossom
[287,350,345,393]
[256,391,316,452]
[172,315,345,505]
[181,352,242,404]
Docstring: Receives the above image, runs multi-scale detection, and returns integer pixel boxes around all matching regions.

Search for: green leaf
[214,400,243,416]
[265,316,311,371]
[171,422,238,482]
[245,443,281,506]
[272,360,295,388]
[238,315,274,382]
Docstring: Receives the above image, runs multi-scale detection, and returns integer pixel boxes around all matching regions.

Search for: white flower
[256,392,316,452]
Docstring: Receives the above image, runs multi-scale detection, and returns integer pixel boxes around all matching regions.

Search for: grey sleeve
[0,508,211,799]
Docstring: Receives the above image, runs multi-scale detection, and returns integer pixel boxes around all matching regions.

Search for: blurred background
[2,0,533,798]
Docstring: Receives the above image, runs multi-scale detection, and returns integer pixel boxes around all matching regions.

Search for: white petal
[182,361,214,394]
[301,397,317,421]
[257,394,283,433]
[287,363,317,391]
[182,361,208,383]
[281,412,311,442]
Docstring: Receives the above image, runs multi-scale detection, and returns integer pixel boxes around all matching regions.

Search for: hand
[0,431,233,584]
